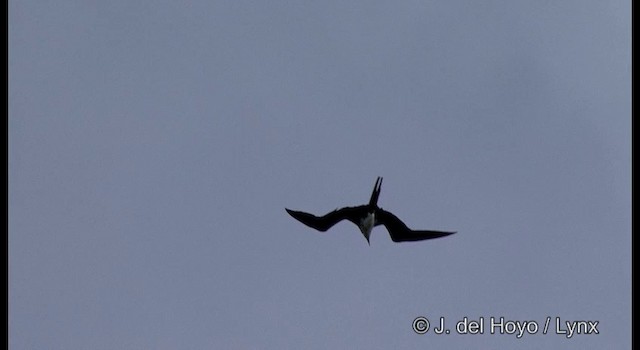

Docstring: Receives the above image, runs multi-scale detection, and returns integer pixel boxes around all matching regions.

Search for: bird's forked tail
[368,176,383,207]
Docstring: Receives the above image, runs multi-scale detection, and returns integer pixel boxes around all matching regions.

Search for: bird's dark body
[285,177,456,244]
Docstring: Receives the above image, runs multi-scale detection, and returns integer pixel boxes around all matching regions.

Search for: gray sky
[9,0,630,348]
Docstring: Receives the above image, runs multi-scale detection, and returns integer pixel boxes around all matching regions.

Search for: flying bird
[285,177,456,244]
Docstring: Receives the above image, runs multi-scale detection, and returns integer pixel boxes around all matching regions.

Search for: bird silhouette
[285,177,456,244]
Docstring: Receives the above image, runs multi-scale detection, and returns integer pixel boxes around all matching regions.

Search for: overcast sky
[9,1,630,349]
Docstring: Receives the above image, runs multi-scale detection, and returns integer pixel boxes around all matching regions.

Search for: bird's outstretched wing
[376,209,456,242]
[285,206,366,232]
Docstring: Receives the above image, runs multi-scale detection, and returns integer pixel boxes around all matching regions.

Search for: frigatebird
[285,177,456,244]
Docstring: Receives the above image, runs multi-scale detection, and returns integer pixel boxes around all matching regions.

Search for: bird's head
[361,230,371,245]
